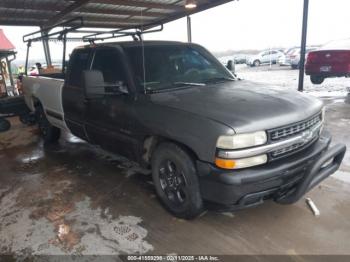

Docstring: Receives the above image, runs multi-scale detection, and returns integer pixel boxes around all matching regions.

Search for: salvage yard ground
[0,65,350,258]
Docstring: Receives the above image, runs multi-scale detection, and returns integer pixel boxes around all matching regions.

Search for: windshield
[124,44,234,92]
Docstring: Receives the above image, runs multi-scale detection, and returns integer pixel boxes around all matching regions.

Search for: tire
[19,113,36,126]
[253,60,260,67]
[151,142,203,219]
[0,118,11,132]
[35,106,61,143]
[310,75,324,85]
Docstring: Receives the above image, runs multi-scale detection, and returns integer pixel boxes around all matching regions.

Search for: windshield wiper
[145,82,206,94]
[204,77,235,84]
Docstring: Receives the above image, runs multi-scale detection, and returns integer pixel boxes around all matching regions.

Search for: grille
[269,114,322,141]
[272,142,305,157]
[268,113,322,160]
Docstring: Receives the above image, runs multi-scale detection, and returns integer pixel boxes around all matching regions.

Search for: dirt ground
[1,65,350,259]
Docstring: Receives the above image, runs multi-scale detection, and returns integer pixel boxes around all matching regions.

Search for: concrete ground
[1,66,350,258]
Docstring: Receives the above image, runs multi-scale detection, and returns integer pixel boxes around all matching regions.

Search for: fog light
[215,154,268,170]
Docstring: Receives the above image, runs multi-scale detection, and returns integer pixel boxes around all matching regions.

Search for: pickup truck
[23,41,346,219]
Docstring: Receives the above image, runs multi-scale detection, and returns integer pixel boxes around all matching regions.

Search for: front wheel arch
[142,135,200,167]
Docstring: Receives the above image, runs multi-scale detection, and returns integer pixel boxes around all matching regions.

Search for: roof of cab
[75,40,192,50]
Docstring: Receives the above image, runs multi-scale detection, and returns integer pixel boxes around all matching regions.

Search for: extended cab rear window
[67,49,91,87]
[91,49,127,84]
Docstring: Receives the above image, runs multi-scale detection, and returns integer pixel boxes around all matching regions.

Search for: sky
[1,0,350,62]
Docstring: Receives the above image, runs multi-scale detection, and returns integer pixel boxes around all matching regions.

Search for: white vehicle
[246,50,284,67]
[278,48,299,66]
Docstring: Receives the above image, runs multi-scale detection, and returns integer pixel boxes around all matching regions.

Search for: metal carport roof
[0,0,234,29]
[0,0,311,92]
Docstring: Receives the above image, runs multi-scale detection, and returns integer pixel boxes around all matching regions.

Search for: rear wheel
[151,142,203,219]
[35,106,61,143]
[0,118,10,132]
[310,75,324,85]
[19,113,36,126]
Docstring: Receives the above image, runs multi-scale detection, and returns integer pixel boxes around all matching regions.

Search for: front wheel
[253,60,261,67]
[35,106,61,143]
[310,75,324,85]
[151,143,203,219]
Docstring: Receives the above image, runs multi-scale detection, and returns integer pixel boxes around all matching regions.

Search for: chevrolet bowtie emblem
[301,129,314,144]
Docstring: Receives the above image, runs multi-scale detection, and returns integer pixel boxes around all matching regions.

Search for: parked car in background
[218,55,232,66]
[246,50,284,67]
[218,54,248,65]
[305,39,350,84]
[233,54,247,64]
[278,47,299,66]
[290,47,318,69]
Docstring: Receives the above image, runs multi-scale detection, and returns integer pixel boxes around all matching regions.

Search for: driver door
[84,48,136,158]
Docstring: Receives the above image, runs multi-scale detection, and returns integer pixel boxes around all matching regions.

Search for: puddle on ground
[0,186,153,256]
[0,153,153,257]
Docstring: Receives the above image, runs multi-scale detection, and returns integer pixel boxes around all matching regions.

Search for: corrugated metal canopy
[0,0,234,29]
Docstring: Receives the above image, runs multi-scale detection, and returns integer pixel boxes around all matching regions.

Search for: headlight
[217,131,267,150]
[215,155,267,170]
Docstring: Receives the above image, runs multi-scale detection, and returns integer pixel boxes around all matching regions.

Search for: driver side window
[91,49,127,85]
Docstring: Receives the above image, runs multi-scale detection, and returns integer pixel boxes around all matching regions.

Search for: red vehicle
[305,39,350,84]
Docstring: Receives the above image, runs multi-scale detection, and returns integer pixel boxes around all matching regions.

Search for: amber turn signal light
[215,158,236,169]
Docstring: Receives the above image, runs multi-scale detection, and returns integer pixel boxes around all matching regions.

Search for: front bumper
[197,131,346,211]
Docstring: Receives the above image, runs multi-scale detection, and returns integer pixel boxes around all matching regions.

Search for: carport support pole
[25,41,31,75]
[298,0,309,92]
[5,57,14,87]
[41,28,52,67]
[187,15,192,43]
[62,34,67,74]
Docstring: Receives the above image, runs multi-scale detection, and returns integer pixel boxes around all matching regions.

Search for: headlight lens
[217,131,267,150]
[215,155,268,170]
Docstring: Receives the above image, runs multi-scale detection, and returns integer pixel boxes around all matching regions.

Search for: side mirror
[226,60,235,74]
[0,118,11,132]
[83,70,128,99]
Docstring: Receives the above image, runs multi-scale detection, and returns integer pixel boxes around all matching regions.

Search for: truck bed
[23,75,67,130]
[40,73,65,80]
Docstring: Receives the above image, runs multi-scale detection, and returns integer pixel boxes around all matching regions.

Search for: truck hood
[150,80,323,133]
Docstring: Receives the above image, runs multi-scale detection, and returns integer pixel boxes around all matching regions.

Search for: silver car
[246,50,284,67]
